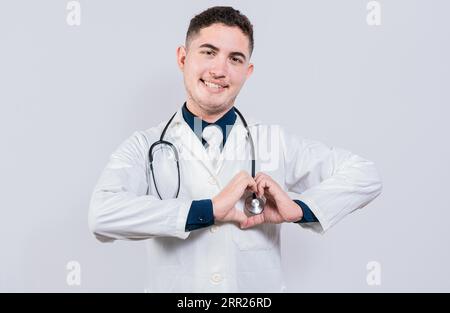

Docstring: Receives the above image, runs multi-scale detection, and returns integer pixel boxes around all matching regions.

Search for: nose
[209,56,228,79]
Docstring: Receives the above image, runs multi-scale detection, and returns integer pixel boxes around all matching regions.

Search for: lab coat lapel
[218,118,248,172]
[218,111,260,175]
[165,108,216,177]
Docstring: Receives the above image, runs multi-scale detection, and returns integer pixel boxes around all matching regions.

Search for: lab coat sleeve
[88,131,191,242]
[281,128,383,234]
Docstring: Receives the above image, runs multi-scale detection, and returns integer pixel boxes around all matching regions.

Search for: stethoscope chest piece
[245,195,265,215]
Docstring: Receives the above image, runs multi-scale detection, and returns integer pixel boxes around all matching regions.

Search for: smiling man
[178,21,253,120]
[89,6,383,292]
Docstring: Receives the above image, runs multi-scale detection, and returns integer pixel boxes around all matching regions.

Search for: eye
[201,50,215,56]
[230,57,244,64]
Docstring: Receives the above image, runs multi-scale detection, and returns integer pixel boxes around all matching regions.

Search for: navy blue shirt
[182,103,318,231]
[181,102,236,150]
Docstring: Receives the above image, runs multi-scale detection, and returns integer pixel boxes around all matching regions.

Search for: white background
[1,0,449,292]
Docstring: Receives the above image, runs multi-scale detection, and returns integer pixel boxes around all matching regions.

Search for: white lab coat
[89,106,382,292]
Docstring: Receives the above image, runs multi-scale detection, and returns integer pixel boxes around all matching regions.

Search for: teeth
[203,80,224,89]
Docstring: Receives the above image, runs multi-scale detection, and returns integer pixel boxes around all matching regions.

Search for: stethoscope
[149,107,266,215]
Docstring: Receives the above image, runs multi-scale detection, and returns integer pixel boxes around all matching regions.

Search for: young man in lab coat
[89,6,382,292]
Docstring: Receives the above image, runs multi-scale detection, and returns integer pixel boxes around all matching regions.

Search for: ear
[246,63,254,79]
[176,45,187,71]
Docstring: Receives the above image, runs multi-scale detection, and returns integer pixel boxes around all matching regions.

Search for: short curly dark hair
[186,6,254,55]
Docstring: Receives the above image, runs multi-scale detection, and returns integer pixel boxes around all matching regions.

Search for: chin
[199,101,228,114]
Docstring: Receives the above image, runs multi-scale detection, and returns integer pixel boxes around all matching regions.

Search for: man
[89,6,382,292]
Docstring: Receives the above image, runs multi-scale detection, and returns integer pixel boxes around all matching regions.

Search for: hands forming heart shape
[212,171,303,229]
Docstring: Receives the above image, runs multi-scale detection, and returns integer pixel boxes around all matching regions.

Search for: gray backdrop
[1,0,449,292]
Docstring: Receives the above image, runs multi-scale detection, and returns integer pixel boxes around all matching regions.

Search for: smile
[200,79,228,92]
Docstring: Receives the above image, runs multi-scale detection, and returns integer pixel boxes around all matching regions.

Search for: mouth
[199,79,229,93]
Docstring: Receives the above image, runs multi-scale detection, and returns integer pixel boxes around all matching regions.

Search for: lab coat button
[208,176,217,185]
[211,273,222,283]
[210,225,218,233]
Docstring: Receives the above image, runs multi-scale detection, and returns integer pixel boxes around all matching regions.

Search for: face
[177,23,254,115]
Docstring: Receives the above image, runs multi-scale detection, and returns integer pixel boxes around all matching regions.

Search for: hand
[212,171,257,224]
[240,172,303,229]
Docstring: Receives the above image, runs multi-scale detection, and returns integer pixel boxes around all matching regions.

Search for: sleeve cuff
[185,199,215,231]
[293,199,319,223]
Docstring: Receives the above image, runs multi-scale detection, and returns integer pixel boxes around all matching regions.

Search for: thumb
[231,207,248,225]
[241,214,265,229]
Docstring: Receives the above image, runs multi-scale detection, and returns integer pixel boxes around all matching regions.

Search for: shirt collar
[181,102,237,147]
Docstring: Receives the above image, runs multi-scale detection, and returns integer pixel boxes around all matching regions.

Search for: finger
[240,172,254,187]
[232,208,248,224]
[260,175,280,196]
[235,170,249,184]
[240,218,248,229]
[247,177,258,193]
[255,172,267,183]
[242,170,253,180]
[242,214,265,229]
[255,175,270,190]
[241,213,263,229]
[257,179,264,198]
[240,218,250,229]
[257,178,271,198]
[234,172,251,187]
[255,178,263,198]
[255,175,266,197]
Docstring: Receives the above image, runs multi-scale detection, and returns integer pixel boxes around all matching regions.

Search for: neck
[186,99,231,123]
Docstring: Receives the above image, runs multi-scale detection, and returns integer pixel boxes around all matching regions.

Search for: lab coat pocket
[231,223,279,251]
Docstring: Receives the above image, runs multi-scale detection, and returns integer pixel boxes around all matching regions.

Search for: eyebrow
[198,43,247,61]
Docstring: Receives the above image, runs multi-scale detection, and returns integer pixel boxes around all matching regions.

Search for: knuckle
[238,171,248,179]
